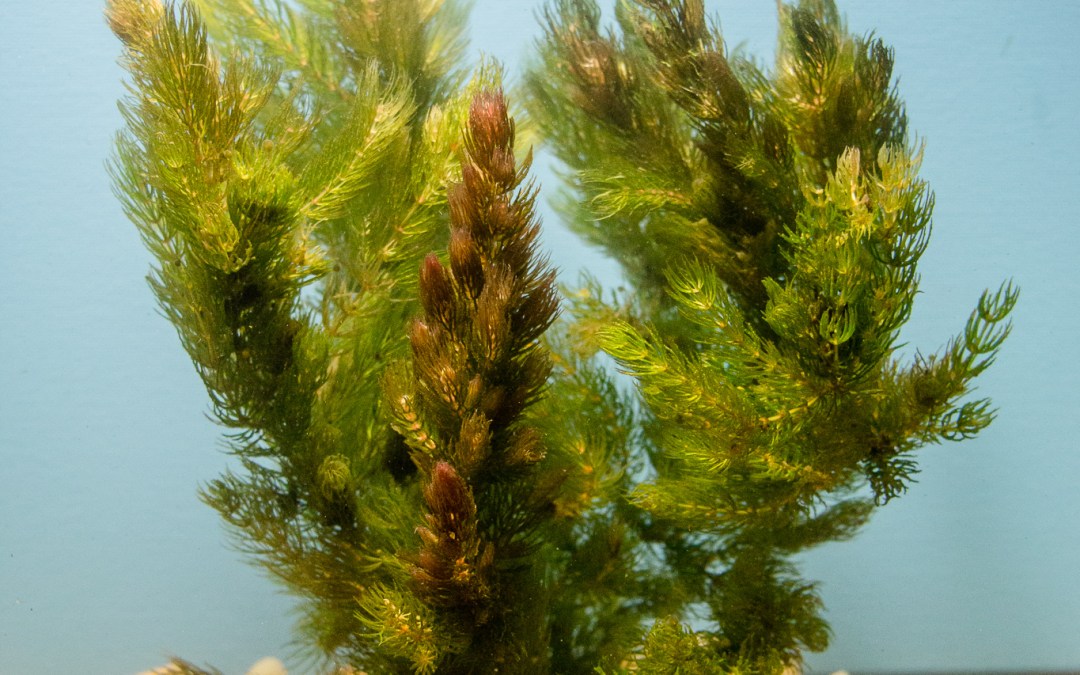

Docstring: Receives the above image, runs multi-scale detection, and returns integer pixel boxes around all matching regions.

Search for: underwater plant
[108,0,1016,673]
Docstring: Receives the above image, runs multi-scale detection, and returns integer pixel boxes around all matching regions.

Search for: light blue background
[2,1,1077,673]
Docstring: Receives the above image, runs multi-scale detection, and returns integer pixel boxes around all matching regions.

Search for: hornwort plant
[108,0,1016,672]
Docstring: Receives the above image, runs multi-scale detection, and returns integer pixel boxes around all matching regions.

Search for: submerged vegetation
[108,0,1016,672]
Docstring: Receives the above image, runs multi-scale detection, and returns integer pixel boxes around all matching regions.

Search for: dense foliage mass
[108,0,1016,672]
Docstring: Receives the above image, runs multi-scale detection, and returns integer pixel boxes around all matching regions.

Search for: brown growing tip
[105,0,164,48]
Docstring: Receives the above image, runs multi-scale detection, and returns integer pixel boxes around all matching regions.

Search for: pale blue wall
[1,2,1077,673]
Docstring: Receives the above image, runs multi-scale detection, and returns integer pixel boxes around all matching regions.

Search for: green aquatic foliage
[528,0,1016,670]
[109,0,1016,673]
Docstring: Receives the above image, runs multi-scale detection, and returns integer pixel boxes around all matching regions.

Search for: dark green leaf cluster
[109,0,1017,673]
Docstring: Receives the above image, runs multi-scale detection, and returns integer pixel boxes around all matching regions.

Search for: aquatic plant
[108,0,1016,672]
